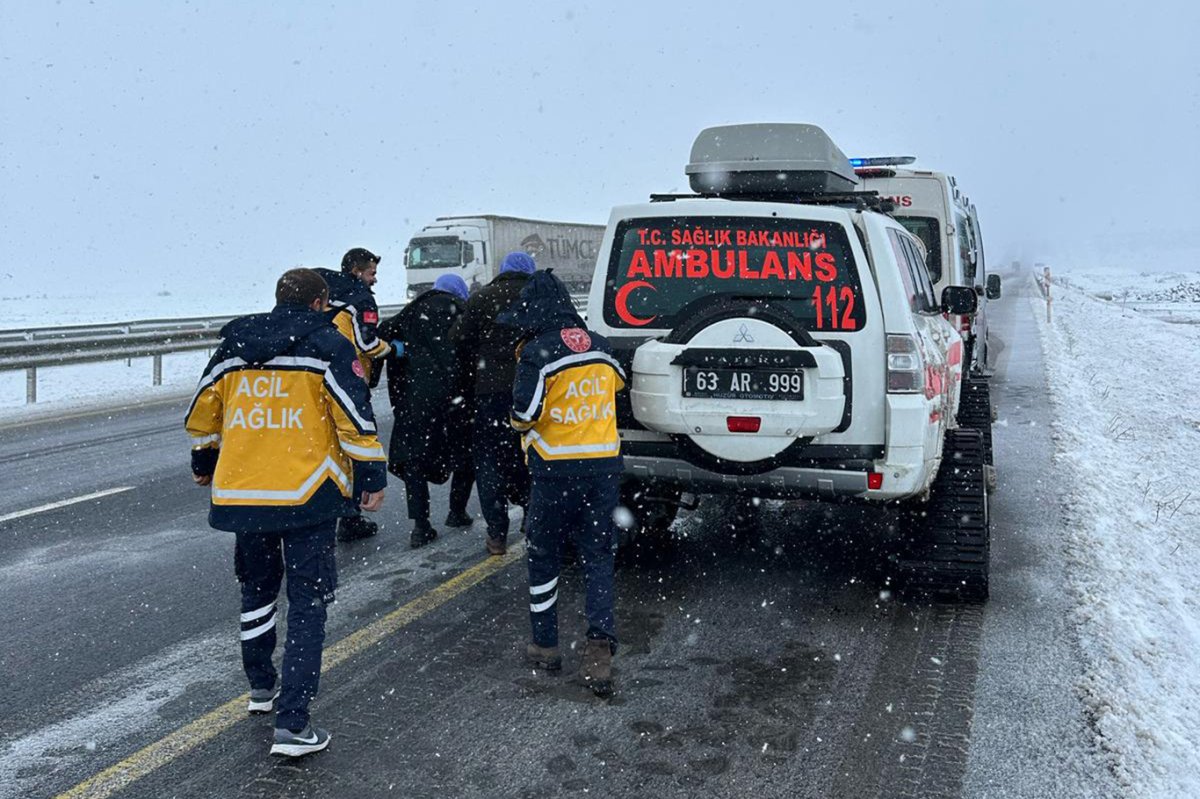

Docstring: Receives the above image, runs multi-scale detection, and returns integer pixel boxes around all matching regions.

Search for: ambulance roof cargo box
[685,123,860,196]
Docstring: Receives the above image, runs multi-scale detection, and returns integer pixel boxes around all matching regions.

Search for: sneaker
[485,535,506,556]
[247,686,279,714]
[581,639,614,698]
[526,642,562,672]
[337,516,378,542]
[409,519,438,549]
[270,724,332,757]
[444,509,474,529]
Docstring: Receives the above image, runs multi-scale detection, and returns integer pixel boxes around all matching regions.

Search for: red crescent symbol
[615,281,657,327]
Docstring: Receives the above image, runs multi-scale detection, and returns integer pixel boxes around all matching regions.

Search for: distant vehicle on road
[404,215,604,297]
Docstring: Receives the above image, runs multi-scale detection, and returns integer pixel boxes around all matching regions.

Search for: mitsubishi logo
[732,324,755,344]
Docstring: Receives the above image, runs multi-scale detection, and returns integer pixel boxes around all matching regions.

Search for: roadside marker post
[1042,265,1052,323]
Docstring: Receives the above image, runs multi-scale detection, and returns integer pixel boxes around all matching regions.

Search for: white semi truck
[403,215,605,296]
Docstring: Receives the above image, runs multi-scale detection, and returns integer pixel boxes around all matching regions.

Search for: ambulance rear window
[894,216,941,282]
[602,216,865,332]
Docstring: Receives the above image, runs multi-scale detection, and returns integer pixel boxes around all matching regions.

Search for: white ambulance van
[854,161,1002,374]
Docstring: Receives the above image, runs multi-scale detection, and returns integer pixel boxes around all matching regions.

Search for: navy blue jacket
[498,271,626,478]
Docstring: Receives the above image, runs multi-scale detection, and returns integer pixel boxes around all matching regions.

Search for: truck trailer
[404,215,605,296]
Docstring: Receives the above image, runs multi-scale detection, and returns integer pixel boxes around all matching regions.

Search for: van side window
[968,214,984,281]
[956,213,973,275]
[895,216,942,283]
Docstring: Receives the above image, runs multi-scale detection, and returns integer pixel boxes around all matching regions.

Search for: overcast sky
[2,1,1197,311]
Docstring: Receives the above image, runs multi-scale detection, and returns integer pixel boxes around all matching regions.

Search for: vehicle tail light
[867,472,884,490]
[886,334,925,393]
[727,416,762,433]
[960,314,972,335]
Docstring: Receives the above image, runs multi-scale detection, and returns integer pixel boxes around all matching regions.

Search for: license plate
[682,367,805,401]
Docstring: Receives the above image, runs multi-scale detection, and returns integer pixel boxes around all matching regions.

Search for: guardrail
[1,293,589,404]
[0,306,406,404]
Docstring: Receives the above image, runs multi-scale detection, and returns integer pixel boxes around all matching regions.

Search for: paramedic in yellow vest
[498,269,627,698]
[186,267,387,757]
[315,248,393,541]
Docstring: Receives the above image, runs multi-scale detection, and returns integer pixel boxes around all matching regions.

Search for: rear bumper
[623,454,883,500]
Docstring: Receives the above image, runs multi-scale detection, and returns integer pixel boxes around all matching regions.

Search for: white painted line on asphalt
[0,487,136,523]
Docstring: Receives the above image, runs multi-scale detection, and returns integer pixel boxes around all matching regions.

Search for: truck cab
[404,217,490,297]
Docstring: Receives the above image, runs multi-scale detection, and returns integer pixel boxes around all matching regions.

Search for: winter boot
[444,509,474,529]
[485,534,506,556]
[409,519,438,549]
[581,639,614,698]
[337,515,378,542]
[525,643,562,672]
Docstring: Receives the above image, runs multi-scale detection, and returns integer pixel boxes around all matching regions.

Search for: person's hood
[313,266,373,301]
[499,251,536,275]
[219,304,331,364]
[405,287,464,313]
[433,273,469,301]
[495,270,582,336]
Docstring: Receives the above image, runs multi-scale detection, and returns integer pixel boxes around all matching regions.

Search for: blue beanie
[500,251,536,275]
[433,274,469,300]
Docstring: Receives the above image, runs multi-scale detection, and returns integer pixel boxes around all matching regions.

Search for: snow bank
[1051,268,1200,325]
[1034,273,1200,796]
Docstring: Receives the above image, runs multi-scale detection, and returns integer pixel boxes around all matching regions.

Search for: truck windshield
[894,216,941,282]
[602,216,865,332]
[407,238,462,269]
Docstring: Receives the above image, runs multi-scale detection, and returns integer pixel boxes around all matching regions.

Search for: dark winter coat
[449,270,531,396]
[379,290,471,483]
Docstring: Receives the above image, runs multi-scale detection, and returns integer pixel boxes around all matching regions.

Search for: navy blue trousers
[525,474,619,650]
[235,520,337,731]
[472,393,530,541]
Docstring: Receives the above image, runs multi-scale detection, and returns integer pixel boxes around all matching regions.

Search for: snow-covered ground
[1034,269,1200,797]
[1050,268,1200,325]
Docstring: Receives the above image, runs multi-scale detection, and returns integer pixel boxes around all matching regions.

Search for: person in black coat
[379,274,475,548]
[449,252,534,555]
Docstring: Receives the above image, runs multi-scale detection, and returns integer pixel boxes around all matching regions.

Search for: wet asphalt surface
[0,277,1116,799]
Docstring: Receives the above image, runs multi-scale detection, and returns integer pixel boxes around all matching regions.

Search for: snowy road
[0,280,1116,799]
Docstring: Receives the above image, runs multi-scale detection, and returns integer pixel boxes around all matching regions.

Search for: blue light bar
[849,156,917,167]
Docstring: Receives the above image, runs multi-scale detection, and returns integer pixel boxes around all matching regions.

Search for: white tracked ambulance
[588,123,994,601]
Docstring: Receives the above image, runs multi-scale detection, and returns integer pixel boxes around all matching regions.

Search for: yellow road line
[56,542,526,799]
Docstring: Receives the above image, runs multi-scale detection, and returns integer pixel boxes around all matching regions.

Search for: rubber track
[897,428,990,602]
[956,378,994,465]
